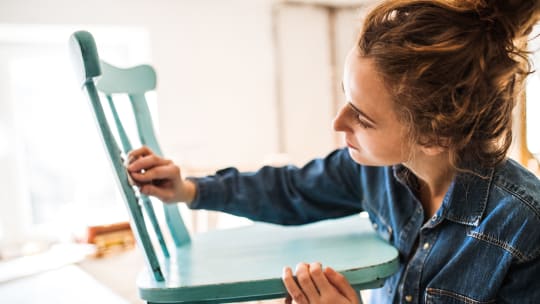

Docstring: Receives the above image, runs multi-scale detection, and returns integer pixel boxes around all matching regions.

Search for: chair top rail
[99,61,156,94]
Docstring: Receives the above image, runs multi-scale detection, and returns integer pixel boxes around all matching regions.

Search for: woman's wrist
[183,178,197,205]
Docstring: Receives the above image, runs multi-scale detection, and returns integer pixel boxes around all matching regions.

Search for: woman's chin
[347,147,387,166]
[348,147,368,165]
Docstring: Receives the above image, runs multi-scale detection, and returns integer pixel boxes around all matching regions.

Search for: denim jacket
[189,148,540,303]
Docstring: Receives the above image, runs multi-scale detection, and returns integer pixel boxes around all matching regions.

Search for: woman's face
[333,48,415,166]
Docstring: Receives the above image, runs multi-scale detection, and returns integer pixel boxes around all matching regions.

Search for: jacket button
[405,295,413,302]
[423,242,430,250]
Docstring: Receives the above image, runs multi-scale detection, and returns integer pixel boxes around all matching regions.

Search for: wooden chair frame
[69,30,399,304]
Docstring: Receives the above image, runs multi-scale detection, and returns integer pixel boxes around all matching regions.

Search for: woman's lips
[346,140,358,150]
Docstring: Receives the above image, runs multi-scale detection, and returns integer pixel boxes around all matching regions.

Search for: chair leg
[358,290,364,304]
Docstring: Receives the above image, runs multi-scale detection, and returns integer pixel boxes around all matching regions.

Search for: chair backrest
[68,30,190,282]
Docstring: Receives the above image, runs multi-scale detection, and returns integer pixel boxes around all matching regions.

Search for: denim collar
[392,164,495,227]
[442,167,494,227]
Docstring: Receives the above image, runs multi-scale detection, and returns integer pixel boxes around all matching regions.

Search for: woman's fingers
[284,295,292,304]
[282,263,361,304]
[324,267,360,303]
[282,267,309,304]
[128,154,170,173]
[295,263,320,303]
[127,150,180,188]
[139,183,174,202]
[130,162,178,183]
[126,146,194,204]
[127,146,152,162]
[309,262,332,295]
[127,146,171,175]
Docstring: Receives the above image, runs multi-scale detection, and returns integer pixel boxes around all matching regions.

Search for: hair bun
[467,0,540,39]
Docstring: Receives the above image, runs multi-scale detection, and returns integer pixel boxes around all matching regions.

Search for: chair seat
[138,215,399,303]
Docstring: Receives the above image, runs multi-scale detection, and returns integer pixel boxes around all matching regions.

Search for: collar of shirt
[391,164,495,227]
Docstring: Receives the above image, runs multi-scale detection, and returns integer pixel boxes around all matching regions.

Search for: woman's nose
[333,105,350,132]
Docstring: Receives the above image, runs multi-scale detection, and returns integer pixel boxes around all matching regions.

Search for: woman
[128,0,540,302]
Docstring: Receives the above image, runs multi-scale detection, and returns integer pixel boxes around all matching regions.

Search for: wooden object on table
[84,222,135,257]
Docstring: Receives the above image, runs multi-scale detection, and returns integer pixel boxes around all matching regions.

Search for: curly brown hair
[357,0,540,170]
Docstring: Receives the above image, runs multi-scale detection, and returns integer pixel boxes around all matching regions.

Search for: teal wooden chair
[68,30,399,304]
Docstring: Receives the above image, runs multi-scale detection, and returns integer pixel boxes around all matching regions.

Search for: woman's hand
[282,262,361,304]
[127,146,196,204]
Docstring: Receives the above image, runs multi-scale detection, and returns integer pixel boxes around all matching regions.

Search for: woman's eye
[345,102,374,129]
[356,116,372,129]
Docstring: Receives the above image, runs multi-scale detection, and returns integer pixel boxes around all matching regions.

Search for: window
[0,25,151,254]
[527,24,540,162]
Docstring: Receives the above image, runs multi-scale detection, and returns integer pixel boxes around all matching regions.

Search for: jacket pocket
[425,288,496,304]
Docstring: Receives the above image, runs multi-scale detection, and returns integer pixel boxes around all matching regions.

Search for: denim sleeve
[187,149,365,225]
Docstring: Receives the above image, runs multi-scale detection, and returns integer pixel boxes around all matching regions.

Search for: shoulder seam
[492,180,540,221]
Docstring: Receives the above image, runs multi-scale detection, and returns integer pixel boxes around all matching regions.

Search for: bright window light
[0,25,152,247]
[527,74,540,154]
[528,24,540,157]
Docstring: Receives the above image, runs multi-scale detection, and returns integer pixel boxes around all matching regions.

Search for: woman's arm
[128,147,366,225]
[187,149,365,225]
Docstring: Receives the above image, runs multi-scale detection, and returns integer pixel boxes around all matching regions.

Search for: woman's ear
[419,137,449,156]
[420,145,446,156]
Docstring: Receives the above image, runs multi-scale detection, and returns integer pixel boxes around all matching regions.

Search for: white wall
[0,0,278,170]
[275,4,372,164]
[0,0,380,169]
